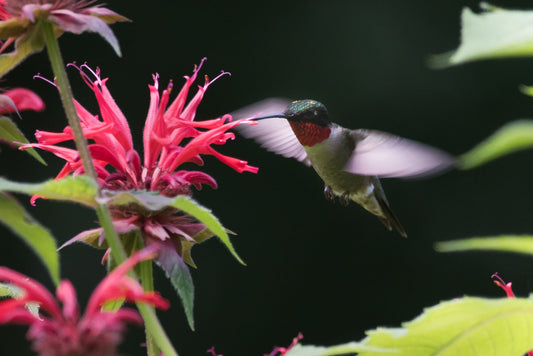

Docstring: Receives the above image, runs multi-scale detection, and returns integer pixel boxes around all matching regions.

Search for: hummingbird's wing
[344,129,455,178]
[236,117,311,166]
[231,98,312,166]
[229,98,291,119]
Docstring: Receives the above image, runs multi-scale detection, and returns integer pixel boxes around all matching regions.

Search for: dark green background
[2,0,533,355]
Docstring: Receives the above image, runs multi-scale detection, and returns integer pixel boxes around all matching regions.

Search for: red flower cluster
[0,247,169,356]
[23,60,257,264]
[26,59,257,197]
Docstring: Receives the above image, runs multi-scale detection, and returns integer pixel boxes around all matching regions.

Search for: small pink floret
[491,273,515,298]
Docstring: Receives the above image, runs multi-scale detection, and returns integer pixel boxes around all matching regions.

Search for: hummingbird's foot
[324,185,335,201]
[339,191,350,206]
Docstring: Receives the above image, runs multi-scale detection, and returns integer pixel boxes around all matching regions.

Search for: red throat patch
[289,121,331,147]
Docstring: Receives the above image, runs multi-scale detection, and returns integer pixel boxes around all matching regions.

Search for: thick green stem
[41,20,178,356]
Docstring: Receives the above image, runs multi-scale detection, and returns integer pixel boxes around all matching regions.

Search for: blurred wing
[236,117,311,166]
[230,97,292,120]
[231,98,311,166]
[345,129,456,178]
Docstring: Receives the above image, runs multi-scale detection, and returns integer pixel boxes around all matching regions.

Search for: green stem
[140,253,158,356]
[41,20,178,356]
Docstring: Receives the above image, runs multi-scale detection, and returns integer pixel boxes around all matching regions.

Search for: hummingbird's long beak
[225,113,287,124]
[252,114,287,120]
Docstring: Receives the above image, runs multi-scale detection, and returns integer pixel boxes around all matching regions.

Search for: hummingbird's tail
[371,178,407,238]
[375,195,408,238]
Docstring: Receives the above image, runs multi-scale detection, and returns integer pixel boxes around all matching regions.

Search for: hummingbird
[231,98,455,237]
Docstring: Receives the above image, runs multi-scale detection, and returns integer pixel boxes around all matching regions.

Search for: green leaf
[285,343,392,356]
[101,191,244,264]
[359,297,533,355]
[520,84,533,97]
[0,116,46,165]
[458,120,533,169]
[155,243,195,330]
[0,21,46,78]
[436,235,533,257]
[0,193,59,286]
[429,3,533,68]
[0,175,98,206]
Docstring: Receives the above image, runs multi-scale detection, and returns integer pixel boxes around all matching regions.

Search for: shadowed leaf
[154,241,195,330]
[0,116,46,165]
[0,193,59,286]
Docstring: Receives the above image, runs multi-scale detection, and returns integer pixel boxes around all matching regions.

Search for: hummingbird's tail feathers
[375,195,408,238]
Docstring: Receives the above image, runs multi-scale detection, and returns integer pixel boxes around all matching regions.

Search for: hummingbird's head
[283,100,330,126]
[281,100,332,147]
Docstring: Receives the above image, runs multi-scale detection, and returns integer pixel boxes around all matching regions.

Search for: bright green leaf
[520,84,533,97]
[0,193,59,286]
[429,3,533,68]
[0,175,98,206]
[458,120,533,169]
[101,191,244,264]
[155,245,195,330]
[0,117,46,165]
[359,297,533,355]
[436,235,533,257]
[285,343,392,356]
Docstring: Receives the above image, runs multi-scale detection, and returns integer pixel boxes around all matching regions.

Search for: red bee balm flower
[23,60,257,267]
[0,247,169,356]
[28,60,257,194]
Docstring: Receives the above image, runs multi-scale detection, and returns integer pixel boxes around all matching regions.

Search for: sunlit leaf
[285,343,391,356]
[100,190,244,264]
[0,193,59,286]
[435,235,533,257]
[0,117,46,165]
[458,120,533,169]
[429,3,533,68]
[359,297,533,355]
[0,175,98,206]
[155,241,195,330]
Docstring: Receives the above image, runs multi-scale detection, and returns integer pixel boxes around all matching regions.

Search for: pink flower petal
[3,88,44,112]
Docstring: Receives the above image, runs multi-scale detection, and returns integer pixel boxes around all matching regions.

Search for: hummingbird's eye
[313,110,318,116]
